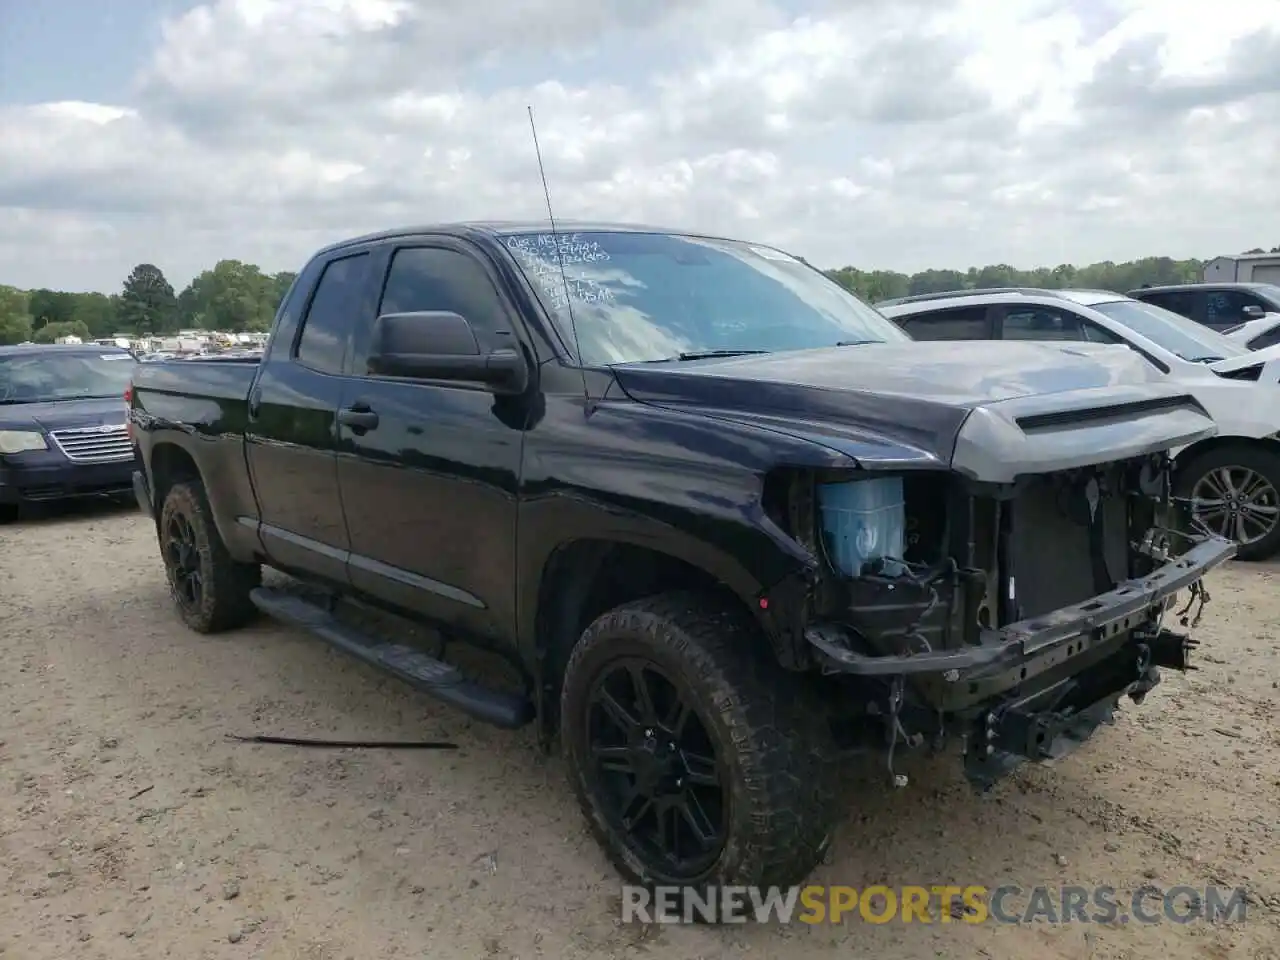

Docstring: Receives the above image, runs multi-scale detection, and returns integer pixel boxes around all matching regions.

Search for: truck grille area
[1009,474,1130,621]
[49,425,134,464]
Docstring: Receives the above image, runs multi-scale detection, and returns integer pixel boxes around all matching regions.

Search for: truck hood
[0,396,127,433]
[612,341,1219,483]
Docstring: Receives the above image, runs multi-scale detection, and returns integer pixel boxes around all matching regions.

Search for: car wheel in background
[1176,444,1280,562]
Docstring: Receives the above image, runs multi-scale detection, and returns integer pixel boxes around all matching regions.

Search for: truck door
[245,250,372,585]
[334,239,527,643]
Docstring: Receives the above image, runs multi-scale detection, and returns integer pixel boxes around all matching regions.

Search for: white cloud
[1,0,1279,292]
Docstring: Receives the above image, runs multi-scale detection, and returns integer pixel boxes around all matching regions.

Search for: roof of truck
[313,220,752,257]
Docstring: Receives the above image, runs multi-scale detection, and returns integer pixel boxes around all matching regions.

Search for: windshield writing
[502,230,908,364]
[1091,299,1246,362]
[0,353,137,404]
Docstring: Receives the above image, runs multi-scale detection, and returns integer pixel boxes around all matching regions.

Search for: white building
[1203,253,1280,284]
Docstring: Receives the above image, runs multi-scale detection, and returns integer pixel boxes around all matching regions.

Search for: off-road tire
[158,480,261,632]
[1175,443,1280,562]
[0,503,18,525]
[560,590,841,893]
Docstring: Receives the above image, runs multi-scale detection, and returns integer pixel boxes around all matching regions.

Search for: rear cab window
[294,253,371,375]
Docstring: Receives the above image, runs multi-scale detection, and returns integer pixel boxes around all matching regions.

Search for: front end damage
[758,402,1235,792]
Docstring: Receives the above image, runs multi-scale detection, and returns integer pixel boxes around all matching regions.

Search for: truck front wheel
[560,590,840,894]
[158,480,261,632]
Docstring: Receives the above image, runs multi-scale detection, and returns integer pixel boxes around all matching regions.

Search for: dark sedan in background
[0,343,138,522]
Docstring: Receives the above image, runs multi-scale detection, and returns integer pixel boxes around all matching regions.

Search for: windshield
[501,230,908,364]
[1090,299,1247,363]
[0,352,137,404]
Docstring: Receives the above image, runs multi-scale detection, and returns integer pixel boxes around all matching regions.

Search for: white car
[1223,312,1280,351]
[877,287,1280,559]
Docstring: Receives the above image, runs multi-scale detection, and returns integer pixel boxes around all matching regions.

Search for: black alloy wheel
[165,509,203,609]
[585,657,726,878]
[560,591,841,892]
[157,480,260,632]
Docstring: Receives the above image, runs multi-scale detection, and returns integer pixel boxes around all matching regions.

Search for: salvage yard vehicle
[878,288,1280,560]
[0,343,138,522]
[128,222,1235,892]
[1127,282,1280,332]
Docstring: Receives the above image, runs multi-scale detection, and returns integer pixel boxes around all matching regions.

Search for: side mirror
[367,311,529,394]
[1242,304,1265,320]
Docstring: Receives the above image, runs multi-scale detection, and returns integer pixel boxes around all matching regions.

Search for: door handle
[337,405,379,431]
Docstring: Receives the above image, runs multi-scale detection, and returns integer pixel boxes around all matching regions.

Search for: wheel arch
[1173,433,1280,471]
[146,436,260,562]
[531,537,791,739]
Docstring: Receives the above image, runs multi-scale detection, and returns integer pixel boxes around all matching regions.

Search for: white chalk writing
[505,233,612,265]
[505,233,617,310]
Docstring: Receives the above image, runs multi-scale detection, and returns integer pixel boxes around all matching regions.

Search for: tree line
[2,245,1279,346]
[0,261,296,346]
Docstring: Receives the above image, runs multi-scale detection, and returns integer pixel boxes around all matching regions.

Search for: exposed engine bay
[765,453,1235,790]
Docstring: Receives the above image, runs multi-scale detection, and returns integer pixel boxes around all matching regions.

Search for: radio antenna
[527,105,590,407]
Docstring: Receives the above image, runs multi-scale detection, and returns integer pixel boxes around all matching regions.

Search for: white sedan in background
[877,288,1280,560]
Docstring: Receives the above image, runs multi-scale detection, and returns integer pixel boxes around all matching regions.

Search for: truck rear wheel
[1176,444,1280,561]
[560,590,840,895]
[158,480,261,632]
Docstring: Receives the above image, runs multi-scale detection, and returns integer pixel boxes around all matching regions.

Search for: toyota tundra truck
[127,221,1235,893]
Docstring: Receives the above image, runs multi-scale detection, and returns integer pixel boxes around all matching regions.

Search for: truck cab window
[378,247,510,351]
[295,253,370,375]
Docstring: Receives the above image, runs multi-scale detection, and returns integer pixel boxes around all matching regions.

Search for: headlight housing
[0,430,49,455]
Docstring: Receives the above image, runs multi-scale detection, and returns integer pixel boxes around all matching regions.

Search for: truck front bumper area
[804,534,1236,788]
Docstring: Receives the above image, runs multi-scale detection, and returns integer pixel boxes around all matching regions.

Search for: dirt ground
[1,501,1278,960]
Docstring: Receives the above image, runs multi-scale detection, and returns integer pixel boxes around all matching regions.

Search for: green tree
[824,255,1206,302]
[69,292,120,338]
[118,263,177,334]
[31,320,91,343]
[0,285,33,345]
[175,261,298,332]
[28,288,79,330]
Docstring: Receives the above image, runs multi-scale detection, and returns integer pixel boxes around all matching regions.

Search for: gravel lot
[2,501,1278,960]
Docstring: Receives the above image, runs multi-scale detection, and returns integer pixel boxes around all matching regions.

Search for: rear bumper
[0,454,136,504]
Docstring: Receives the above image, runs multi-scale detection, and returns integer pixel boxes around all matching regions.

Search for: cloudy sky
[1,0,1278,294]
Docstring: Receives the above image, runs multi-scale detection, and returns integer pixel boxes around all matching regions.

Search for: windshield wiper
[836,339,880,347]
[674,350,770,361]
[1188,356,1224,364]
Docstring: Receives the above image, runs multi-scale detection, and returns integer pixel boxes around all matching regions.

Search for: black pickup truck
[128,221,1235,892]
